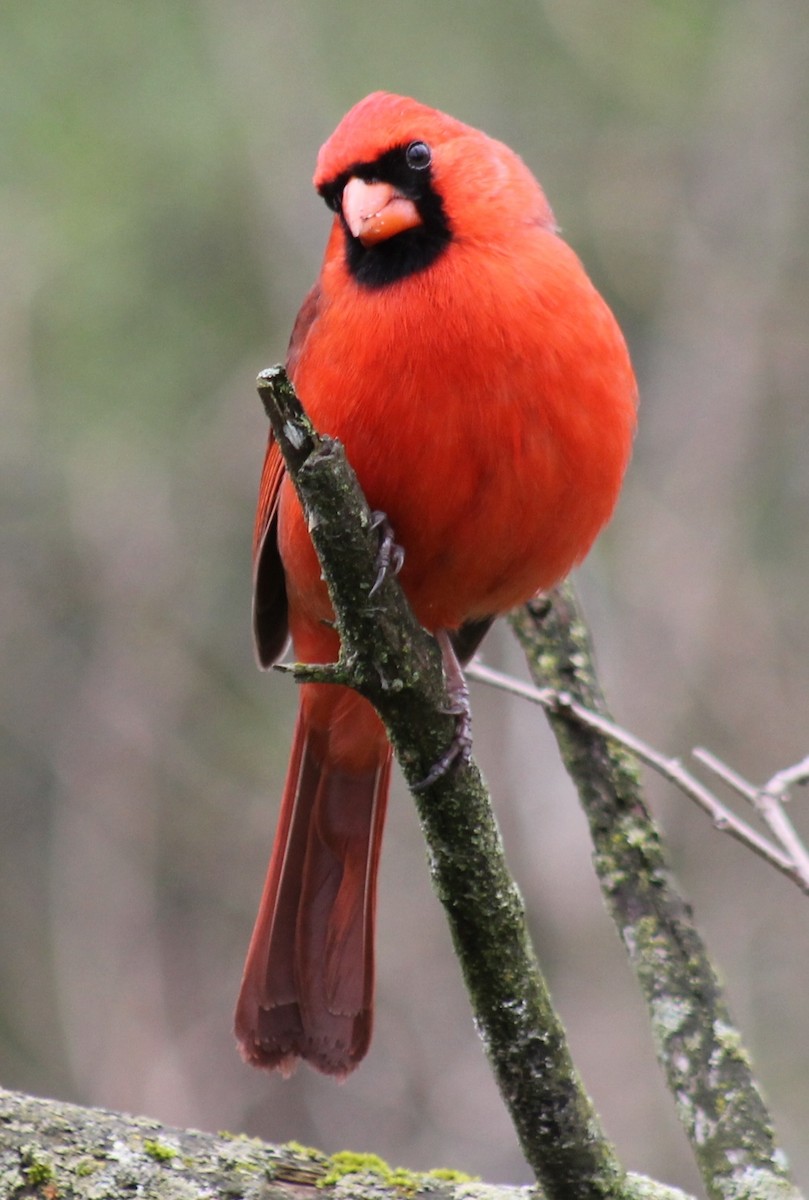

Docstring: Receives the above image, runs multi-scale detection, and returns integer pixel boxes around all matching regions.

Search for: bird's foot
[412,629,473,792]
[369,510,405,596]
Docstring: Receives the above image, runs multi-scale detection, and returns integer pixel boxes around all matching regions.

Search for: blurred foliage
[1,1,808,1195]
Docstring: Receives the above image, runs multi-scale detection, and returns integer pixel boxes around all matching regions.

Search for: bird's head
[314,92,556,290]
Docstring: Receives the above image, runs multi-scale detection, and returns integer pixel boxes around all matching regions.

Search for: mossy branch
[0,1086,513,1200]
[258,367,628,1200]
[511,589,802,1200]
[0,1086,696,1200]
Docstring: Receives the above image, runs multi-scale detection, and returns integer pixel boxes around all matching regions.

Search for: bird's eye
[405,141,432,171]
[322,187,342,213]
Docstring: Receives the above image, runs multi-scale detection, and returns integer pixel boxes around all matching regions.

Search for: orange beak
[341,177,422,247]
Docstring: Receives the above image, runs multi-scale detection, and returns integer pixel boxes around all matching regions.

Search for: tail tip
[234,1016,362,1080]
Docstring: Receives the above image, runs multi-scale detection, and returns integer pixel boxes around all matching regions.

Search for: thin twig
[764,754,809,801]
[691,747,759,805]
[467,660,806,890]
[755,794,809,889]
[693,748,809,888]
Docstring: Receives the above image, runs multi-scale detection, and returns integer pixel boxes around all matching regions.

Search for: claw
[369,510,405,596]
[412,630,473,792]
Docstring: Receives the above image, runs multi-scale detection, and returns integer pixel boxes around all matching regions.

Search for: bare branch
[686,748,809,892]
[763,754,809,801]
[690,746,759,805]
[754,792,809,890]
[467,661,804,888]
[692,749,809,892]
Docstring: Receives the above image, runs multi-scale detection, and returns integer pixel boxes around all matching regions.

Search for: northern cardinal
[235,93,636,1077]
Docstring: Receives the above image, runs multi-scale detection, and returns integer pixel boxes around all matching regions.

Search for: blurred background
[2,1,808,1195]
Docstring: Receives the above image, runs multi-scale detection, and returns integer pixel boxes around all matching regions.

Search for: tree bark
[257,368,625,1200]
[512,591,800,1200]
[0,1085,692,1200]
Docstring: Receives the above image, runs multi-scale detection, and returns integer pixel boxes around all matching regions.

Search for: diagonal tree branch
[257,367,626,1200]
[510,589,801,1200]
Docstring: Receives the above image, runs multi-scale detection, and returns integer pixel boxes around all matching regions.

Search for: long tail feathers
[234,698,391,1078]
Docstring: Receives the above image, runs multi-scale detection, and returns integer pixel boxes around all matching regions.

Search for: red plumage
[235,92,637,1077]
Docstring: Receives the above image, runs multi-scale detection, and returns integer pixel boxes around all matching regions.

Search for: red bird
[235,93,637,1077]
